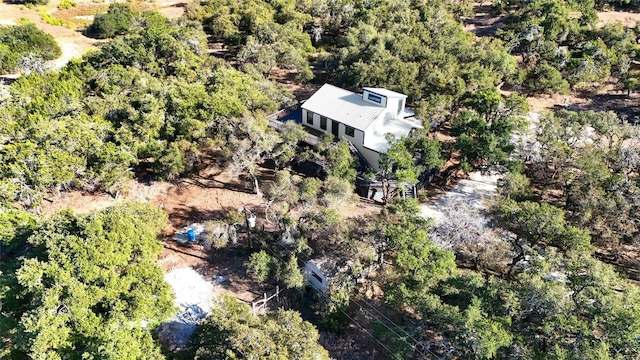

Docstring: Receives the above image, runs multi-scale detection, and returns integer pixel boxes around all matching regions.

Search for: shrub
[522,64,571,94]
[58,0,76,9]
[86,3,135,39]
[6,0,49,5]
[0,44,19,74]
[39,9,75,28]
[0,23,61,74]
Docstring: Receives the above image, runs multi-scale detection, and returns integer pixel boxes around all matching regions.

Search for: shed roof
[301,84,385,131]
[363,87,408,98]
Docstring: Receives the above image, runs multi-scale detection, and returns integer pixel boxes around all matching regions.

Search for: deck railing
[267,102,320,146]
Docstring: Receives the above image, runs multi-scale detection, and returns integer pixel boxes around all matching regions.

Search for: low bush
[85,3,135,39]
[0,23,61,74]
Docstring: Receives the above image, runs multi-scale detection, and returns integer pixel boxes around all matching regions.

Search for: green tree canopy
[2,202,173,359]
[86,3,137,39]
[191,296,330,359]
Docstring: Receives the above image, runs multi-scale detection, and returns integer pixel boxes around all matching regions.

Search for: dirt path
[0,0,193,72]
[0,1,100,70]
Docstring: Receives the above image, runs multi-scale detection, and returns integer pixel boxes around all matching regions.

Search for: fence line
[251,286,282,316]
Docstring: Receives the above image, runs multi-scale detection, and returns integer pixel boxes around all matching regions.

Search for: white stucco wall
[302,108,382,170]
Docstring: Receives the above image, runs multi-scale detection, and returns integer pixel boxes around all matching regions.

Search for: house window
[345,125,355,137]
[320,116,327,130]
[398,99,404,114]
[367,93,382,104]
[311,272,323,283]
[306,111,314,125]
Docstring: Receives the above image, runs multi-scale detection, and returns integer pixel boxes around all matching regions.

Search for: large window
[306,111,314,125]
[345,125,355,137]
[367,93,382,104]
[320,116,327,130]
[311,272,323,283]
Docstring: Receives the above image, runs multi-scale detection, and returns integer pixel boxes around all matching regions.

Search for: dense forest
[1,0,639,359]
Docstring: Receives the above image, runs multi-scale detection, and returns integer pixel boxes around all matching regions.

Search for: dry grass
[52,3,109,28]
[48,0,175,29]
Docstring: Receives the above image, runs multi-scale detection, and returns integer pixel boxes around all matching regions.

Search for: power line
[267,237,438,357]
[350,297,442,359]
[260,233,441,359]
[253,236,398,358]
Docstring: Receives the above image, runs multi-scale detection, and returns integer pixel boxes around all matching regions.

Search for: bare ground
[524,84,640,120]
[464,1,640,119]
[39,162,380,293]
[0,0,193,73]
[0,0,100,70]
[597,9,640,27]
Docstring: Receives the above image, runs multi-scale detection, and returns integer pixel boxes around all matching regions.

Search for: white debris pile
[157,267,217,350]
[430,199,497,249]
[421,170,501,226]
[73,15,95,21]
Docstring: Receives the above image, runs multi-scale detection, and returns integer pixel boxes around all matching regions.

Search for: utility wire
[259,231,441,359]
[253,236,398,357]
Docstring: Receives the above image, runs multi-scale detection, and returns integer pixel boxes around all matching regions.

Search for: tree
[405,129,445,171]
[87,3,136,39]
[270,121,308,169]
[0,23,61,74]
[452,90,527,171]
[191,295,330,359]
[492,197,593,277]
[522,64,570,94]
[333,1,516,113]
[383,199,457,290]
[188,0,315,81]
[246,250,276,281]
[530,110,640,246]
[279,255,304,289]
[324,139,356,182]
[264,169,300,221]
[379,135,418,201]
[230,115,278,195]
[8,202,173,359]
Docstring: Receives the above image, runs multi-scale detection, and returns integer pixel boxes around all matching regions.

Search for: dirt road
[0,1,99,70]
[0,0,193,71]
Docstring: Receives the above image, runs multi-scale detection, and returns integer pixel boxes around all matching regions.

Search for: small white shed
[304,258,334,292]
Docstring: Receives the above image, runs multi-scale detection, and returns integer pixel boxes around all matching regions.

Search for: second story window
[367,93,382,104]
[345,125,355,137]
[320,116,327,130]
[306,111,314,125]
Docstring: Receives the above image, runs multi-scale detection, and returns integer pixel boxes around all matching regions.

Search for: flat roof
[363,117,423,153]
[301,84,385,131]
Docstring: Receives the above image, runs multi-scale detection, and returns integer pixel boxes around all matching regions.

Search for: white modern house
[301,84,423,170]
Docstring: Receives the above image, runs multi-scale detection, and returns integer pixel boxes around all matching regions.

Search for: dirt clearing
[39,165,263,229]
[157,267,218,349]
[597,10,640,27]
